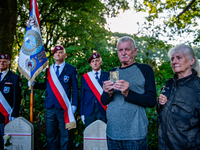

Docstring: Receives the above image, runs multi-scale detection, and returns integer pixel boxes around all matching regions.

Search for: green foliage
[15,2,131,148]
[147,62,174,150]
[18,32,177,149]
[8,0,200,149]
[146,107,159,150]
[20,71,47,149]
[134,0,200,45]
[3,0,192,149]
[155,61,174,93]
[15,0,130,55]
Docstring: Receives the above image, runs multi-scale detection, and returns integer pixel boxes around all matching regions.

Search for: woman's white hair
[168,44,200,76]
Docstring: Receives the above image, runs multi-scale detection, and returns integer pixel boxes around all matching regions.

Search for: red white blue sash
[47,65,76,129]
[83,72,107,111]
[0,91,12,124]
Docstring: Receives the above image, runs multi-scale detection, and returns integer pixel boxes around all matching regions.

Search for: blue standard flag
[18,0,48,83]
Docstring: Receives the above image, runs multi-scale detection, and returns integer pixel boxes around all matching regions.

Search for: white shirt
[92,69,101,79]
[0,68,9,82]
[54,62,65,76]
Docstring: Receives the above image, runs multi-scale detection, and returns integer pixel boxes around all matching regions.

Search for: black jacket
[0,71,22,124]
[158,69,200,150]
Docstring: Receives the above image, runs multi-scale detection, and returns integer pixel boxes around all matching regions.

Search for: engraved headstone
[4,117,34,150]
[84,120,108,150]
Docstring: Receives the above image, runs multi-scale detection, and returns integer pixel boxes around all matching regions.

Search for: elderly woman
[157,44,200,150]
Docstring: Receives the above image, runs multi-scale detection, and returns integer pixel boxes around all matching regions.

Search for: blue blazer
[0,71,21,124]
[80,70,109,116]
[35,63,79,108]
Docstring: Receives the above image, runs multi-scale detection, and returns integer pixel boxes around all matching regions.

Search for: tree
[0,0,130,70]
[0,0,17,58]
[15,1,130,149]
[133,0,200,45]
[15,0,129,55]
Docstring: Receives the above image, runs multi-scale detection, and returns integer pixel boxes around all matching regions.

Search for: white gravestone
[4,117,34,150]
[84,120,108,150]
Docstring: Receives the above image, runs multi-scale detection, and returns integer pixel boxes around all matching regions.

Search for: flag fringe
[30,61,48,84]
[18,61,48,90]
[18,66,31,81]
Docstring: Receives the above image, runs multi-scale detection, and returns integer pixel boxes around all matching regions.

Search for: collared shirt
[54,62,65,76]
[92,69,101,79]
[0,68,9,82]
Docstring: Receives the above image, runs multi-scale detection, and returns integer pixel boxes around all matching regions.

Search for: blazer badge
[3,86,10,94]
[64,75,69,83]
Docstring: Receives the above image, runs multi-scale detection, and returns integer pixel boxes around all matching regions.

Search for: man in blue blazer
[34,45,78,150]
[80,52,109,127]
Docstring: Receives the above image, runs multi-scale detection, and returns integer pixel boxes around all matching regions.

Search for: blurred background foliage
[19,32,177,150]
[1,0,200,149]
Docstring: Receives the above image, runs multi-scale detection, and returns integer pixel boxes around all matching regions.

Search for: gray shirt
[106,63,154,140]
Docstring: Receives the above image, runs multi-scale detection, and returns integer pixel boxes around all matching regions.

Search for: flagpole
[30,86,34,123]
[18,0,47,124]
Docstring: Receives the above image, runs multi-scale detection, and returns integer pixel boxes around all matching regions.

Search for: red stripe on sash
[83,74,107,111]
[47,68,70,124]
[0,103,9,125]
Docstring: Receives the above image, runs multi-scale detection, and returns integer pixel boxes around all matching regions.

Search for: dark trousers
[107,136,148,150]
[45,106,69,150]
[0,123,4,150]
[85,103,106,127]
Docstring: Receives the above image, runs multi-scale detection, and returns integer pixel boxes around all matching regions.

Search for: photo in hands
[110,71,119,82]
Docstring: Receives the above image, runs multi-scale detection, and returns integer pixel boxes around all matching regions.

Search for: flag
[18,0,48,83]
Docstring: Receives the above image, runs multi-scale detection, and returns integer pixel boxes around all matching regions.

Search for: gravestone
[84,120,108,150]
[4,117,34,150]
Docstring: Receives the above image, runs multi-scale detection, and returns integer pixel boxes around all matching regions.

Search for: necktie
[95,72,99,81]
[0,72,2,82]
[56,66,60,77]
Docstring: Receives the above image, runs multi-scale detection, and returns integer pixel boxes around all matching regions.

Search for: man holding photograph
[101,36,157,149]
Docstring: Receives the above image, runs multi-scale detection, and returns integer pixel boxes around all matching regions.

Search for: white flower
[3,134,11,140]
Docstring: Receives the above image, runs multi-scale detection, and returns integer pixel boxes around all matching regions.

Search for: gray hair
[100,57,102,62]
[116,36,136,50]
[4,59,10,64]
[168,44,200,76]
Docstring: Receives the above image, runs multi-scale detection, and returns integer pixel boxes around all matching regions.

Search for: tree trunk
[0,0,17,59]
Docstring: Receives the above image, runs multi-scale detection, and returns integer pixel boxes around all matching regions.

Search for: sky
[105,10,147,35]
[105,0,197,46]
[105,1,145,35]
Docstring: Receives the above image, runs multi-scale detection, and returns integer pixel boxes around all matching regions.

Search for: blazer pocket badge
[3,86,10,94]
[64,75,69,83]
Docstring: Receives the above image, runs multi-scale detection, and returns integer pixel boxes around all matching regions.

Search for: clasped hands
[103,80,129,97]
[158,94,168,105]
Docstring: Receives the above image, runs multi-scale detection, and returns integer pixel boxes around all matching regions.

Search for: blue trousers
[85,103,106,127]
[0,123,4,149]
[107,136,148,150]
[45,107,70,150]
